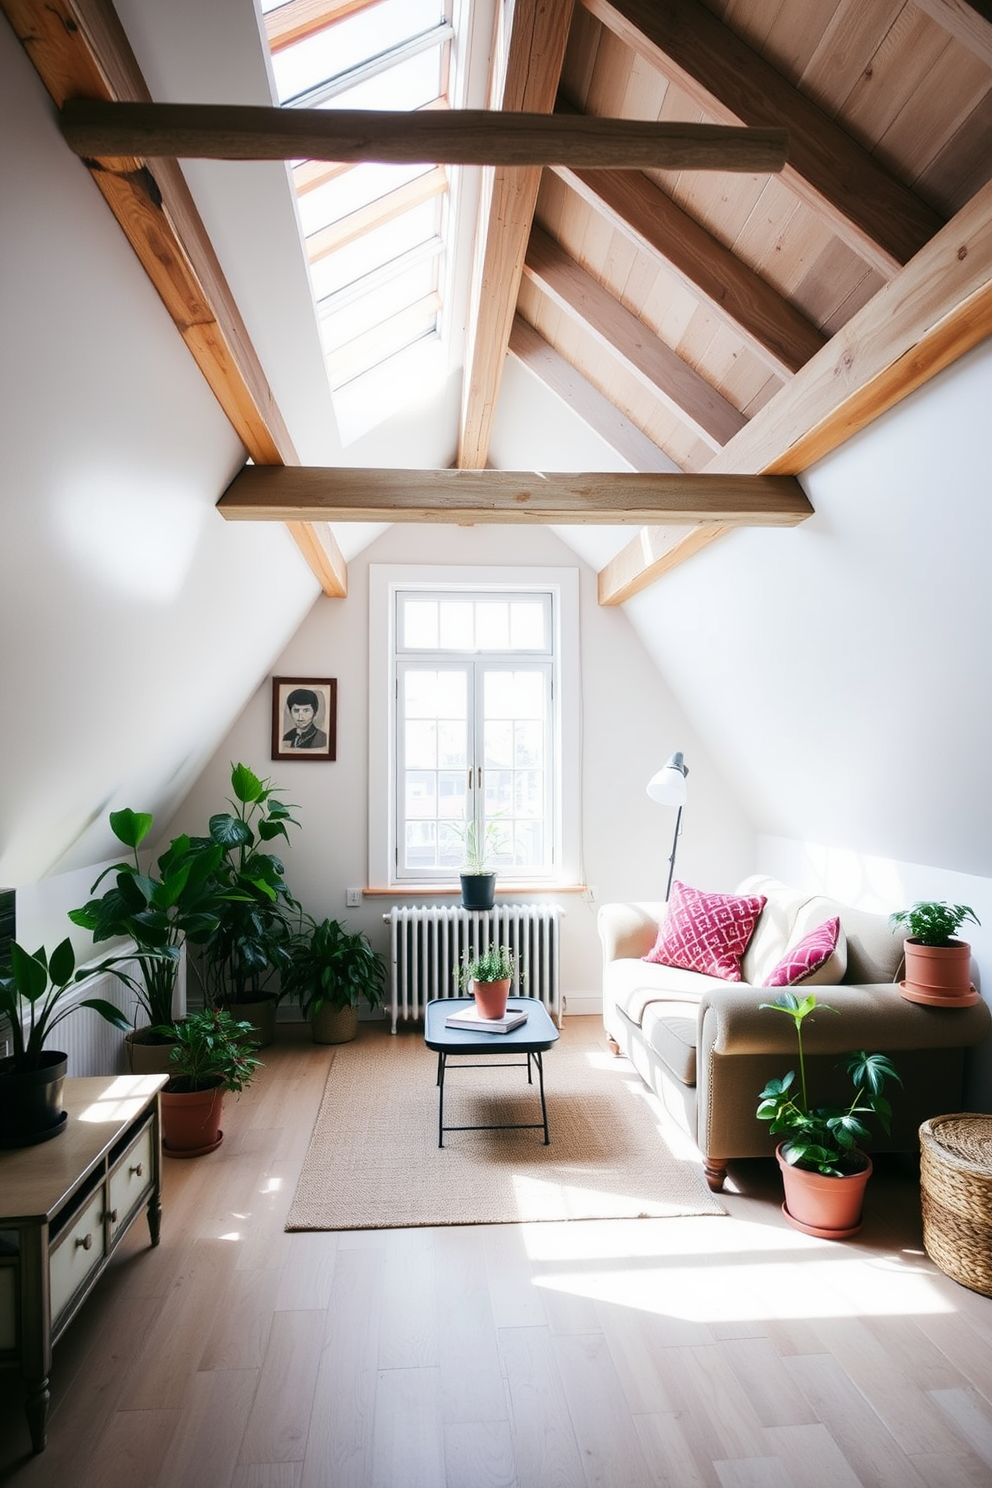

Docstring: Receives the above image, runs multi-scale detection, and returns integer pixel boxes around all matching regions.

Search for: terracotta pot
[0,1051,67,1147]
[472,977,511,1020]
[311,1003,359,1045]
[460,873,496,911]
[900,938,977,1006]
[161,1079,225,1157]
[125,1029,179,1076]
[777,1144,872,1239]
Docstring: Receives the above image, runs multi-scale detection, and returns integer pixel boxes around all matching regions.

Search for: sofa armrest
[698,983,992,1059]
[598,902,667,964]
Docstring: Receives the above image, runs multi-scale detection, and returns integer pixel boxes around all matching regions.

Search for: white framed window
[369,566,581,888]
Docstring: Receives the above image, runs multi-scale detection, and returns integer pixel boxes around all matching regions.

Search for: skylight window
[262,0,458,415]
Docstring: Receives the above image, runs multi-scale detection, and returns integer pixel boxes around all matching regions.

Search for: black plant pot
[0,1051,68,1147]
[460,873,496,911]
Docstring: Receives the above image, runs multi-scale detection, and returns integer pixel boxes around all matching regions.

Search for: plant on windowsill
[156,1006,263,1157]
[456,943,516,1020]
[756,990,901,1239]
[0,939,131,1146]
[458,818,509,911]
[282,913,386,1044]
[889,900,980,1007]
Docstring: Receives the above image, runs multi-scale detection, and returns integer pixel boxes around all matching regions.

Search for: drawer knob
[108,1208,119,1224]
[76,1233,93,1251]
[130,1162,144,1177]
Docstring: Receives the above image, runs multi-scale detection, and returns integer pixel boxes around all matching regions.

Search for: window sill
[362,884,588,897]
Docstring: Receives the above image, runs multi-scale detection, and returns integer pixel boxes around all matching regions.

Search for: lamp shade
[646,751,689,806]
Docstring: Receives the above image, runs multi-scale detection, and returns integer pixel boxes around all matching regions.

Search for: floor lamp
[646,751,689,901]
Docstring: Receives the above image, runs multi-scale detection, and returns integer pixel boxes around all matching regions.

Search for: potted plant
[0,938,131,1146]
[456,943,516,1020]
[157,1006,263,1157]
[889,900,980,1006]
[194,763,302,1046]
[69,808,227,1072]
[756,991,901,1238]
[282,914,386,1044]
[458,818,508,911]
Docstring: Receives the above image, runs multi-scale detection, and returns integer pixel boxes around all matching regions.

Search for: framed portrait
[271,677,337,761]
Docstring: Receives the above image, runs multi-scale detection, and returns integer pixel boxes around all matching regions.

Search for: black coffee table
[424,997,560,1147]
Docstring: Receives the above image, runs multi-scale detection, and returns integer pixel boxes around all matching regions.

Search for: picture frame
[271,677,337,761]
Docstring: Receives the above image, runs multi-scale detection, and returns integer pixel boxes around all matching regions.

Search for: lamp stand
[665,805,683,902]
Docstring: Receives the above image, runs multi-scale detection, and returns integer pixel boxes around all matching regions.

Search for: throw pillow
[642,880,767,981]
[763,916,841,988]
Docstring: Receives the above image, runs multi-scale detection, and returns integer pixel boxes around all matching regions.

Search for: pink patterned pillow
[763,917,840,988]
[643,880,767,982]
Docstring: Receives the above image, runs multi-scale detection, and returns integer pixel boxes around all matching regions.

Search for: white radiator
[385,903,563,1033]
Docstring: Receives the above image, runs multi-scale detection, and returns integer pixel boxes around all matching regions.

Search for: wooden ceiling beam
[509,316,678,472]
[598,524,731,604]
[705,177,992,476]
[554,163,824,378]
[60,100,790,172]
[456,0,576,470]
[218,466,813,527]
[581,0,944,276]
[1,0,347,597]
[523,226,746,450]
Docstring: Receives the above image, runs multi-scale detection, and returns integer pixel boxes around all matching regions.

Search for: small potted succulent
[0,939,131,1146]
[889,900,980,1006]
[457,943,516,1019]
[282,914,385,1044]
[157,1006,263,1157]
[756,991,901,1238]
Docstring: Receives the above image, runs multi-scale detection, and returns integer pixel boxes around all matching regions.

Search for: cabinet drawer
[108,1120,154,1243]
[0,1261,16,1352]
[50,1187,105,1325]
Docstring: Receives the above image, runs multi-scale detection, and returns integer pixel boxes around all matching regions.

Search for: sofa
[598,876,991,1191]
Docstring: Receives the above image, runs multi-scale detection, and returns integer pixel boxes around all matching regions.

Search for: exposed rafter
[600,178,992,604]
[1,0,347,598]
[60,100,790,172]
[553,164,824,378]
[218,467,813,527]
[457,0,576,470]
[912,0,992,68]
[581,0,944,276]
[523,227,747,450]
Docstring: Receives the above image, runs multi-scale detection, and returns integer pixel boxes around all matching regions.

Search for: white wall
[164,525,756,1010]
[0,21,320,945]
[759,835,992,1106]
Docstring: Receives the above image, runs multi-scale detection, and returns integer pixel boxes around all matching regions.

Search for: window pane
[438,601,474,648]
[476,602,508,649]
[509,601,546,649]
[437,771,466,818]
[484,670,545,719]
[405,819,438,869]
[299,162,432,238]
[405,719,436,769]
[404,670,437,717]
[483,720,513,768]
[310,202,440,301]
[437,721,466,769]
[514,770,544,818]
[320,260,438,354]
[436,671,467,718]
[515,720,544,767]
[403,600,438,649]
[405,771,436,819]
[271,1,444,102]
[320,48,443,112]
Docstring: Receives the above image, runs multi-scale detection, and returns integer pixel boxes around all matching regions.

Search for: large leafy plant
[196,763,301,1006]
[0,939,130,1071]
[70,808,226,1028]
[282,915,385,1017]
[889,900,980,947]
[756,991,901,1177]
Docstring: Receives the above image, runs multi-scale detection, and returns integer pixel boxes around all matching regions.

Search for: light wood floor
[3,1020,992,1487]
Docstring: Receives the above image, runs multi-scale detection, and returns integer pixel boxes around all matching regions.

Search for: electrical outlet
[345,888,362,908]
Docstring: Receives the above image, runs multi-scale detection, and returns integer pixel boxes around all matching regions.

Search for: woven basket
[919,1113,992,1296]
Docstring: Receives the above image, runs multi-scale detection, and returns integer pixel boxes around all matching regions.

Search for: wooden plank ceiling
[5,0,992,604]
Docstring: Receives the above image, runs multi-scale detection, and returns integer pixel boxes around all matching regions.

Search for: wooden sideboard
[0,1074,166,1452]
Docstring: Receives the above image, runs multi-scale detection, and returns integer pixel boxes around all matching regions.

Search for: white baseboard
[561,993,602,1018]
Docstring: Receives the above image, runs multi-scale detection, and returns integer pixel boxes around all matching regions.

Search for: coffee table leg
[438,1051,446,1148]
[535,1051,550,1144]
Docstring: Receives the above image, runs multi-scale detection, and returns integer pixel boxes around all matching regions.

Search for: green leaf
[231,763,264,804]
[76,997,131,1032]
[48,937,76,987]
[110,808,154,850]
[209,813,253,849]
[11,942,49,1002]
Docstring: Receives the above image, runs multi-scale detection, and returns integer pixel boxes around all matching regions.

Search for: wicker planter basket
[920,1113,992,1296]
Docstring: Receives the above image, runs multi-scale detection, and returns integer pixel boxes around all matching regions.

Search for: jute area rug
[285,1016,726,1230]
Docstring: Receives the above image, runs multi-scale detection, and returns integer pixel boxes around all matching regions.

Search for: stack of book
[444,1005,529,1034]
